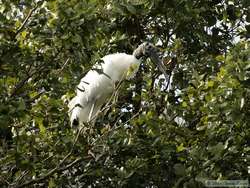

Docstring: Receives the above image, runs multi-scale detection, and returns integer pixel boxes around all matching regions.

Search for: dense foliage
[0,0,249,187]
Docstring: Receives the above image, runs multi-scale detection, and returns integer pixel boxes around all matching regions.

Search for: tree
[0,0,249,187]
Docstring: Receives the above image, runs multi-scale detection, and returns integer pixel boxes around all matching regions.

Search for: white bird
[68,42,168,127]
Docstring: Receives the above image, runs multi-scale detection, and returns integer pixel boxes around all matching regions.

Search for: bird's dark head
[133,42,169,80]
[133,42,157,59]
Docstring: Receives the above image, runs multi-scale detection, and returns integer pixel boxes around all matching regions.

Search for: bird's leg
[88,100,96,123]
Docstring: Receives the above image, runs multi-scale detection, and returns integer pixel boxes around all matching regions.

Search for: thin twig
[88,74,125,123]
[0,175,9,186]
[165,71,172,90]
[57,58,70,75]
[58,157,84,171]
[123,110,141,125]
[14,171,29,185]
[10,62,45,97]
[27,90,46,103]
[15,5,38,36]
[91,109,142,149]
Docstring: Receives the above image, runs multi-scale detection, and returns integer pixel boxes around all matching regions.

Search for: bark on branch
[15,5,38,36]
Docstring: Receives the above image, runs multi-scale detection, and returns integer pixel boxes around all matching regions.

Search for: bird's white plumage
[68,53,141,125]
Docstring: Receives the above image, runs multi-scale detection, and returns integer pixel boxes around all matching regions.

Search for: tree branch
[14,156,87,188]
[12,127,86,188]
[10,63,44,97]
[15,5,38,36]
[57,58,70,75]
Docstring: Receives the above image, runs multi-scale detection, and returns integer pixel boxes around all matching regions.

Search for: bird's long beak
[149,52,169,81]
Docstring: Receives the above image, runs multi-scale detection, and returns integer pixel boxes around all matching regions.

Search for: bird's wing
[68,96,78,113]
[68,53,141,126]
[69,68,114,125]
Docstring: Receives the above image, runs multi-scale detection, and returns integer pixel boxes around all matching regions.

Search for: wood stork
[68,42,168,127]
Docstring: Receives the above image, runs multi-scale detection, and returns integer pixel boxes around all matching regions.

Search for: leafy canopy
[0,0,249,187]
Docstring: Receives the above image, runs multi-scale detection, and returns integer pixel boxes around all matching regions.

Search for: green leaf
[215,55,224,62]
[36,117,46,135]
[182,101,188,108]
[21,31,27,39]
[72,34,82,43]
[245,24,250,34]
[129,0,146,6]
[174,163,186,176]
[126,4,136,14]
[207,80,214,88]
[18,98,26,111]
[208,142,224,156]
[177,143,185,152]
[246,11,250,22]
[49,178,56,188]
